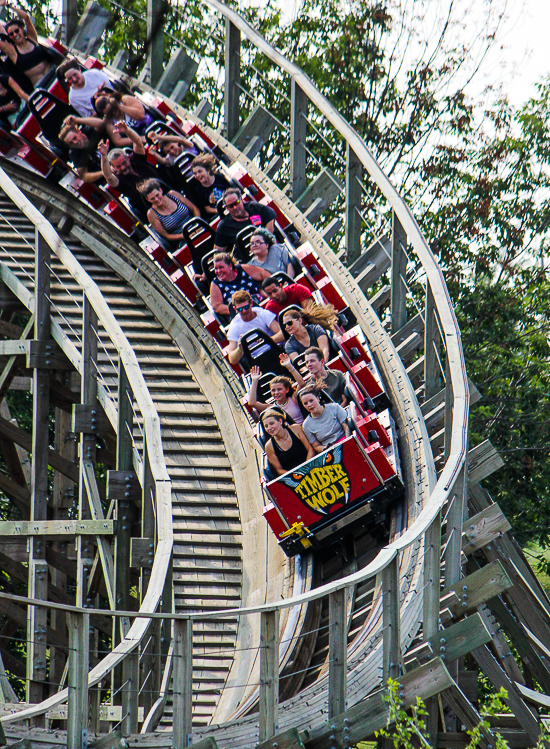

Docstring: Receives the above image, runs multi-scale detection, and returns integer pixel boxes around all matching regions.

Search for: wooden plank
[440,560,512,617]
[462,504,511,555]
[130,537,154,568]
[345,144,363,265]
[328,588,347,719]
[257,728,304,749]
[430,613,491,665]
[172,619,193,749]
[107,470,140,502]
[72,404,112,435]
[290,80,307,201]
[382,556,401,680]
[476,603,524,684]
[472,645,541,744]
[82,461,115,608]
[0,520,114,535]
[304,659,454,748]
[66,612,89,749]
[0,340,27,356]
[468,440,504,485]
[26,340,73,370]
[442,684,495,749]
[259,609,280,743]
[0,472,30,508]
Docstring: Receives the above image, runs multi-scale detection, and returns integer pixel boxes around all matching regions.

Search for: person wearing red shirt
[262,276,313,315]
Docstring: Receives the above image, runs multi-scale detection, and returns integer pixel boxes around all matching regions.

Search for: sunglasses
[236,303,252,313]
[224,198,241,209]
[283,319,296,328]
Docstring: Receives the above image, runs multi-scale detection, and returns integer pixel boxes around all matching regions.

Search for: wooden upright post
[424,513,442,746]
[147,0,165,87]
[27,230,50,710]
[172,619,193,749]
[424,285,441,402]
[328,588,347,718]
[391,211,408,335]
[224,19,241,140]
[114,361,133,631]
[61,0,78,45]
[444,466,467,589]
[382,556,400,682]
[290,80,308,201]
[67,612,89,749]
[345,144,363,266]
[259,609,279,742]
[76,297,98,609]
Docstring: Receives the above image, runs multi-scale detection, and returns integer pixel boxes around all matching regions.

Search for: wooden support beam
[0,520,114,535]
[27,229,50,710]
[0,316,34,402]
[345,144,363,266]
[328,588,347,719]
[440,560,512,618]
[382,556,401,680]
[72,403,112,435]
[26,339,72,370]
[442,684,495,749]
[257,728,304,749]
[468,441,504,485]
[146,0,164,86]
[390,211,407,335]
[290,80,308,201]
[82,461,115,608]
[66,612,89,749]
[462,505,511,555]
[304,658,454,749]
[224,19,241,140]
[121,650,139,735]
[233,106,277,159]
[0,471,30,509]
[107,470,140,503]
[0,414,78,482]
[259,609,280,743]
[172,618,193,749]
[424,285,441,401]
[472,645,540,745]
[444,466,467,589]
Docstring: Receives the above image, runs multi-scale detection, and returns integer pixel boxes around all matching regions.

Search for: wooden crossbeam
[468,440,505,485]
[462,504,511,555]
[440,561,512,617]
[0,520,114,536]
[302,659,454,749]
[0,414,78,482]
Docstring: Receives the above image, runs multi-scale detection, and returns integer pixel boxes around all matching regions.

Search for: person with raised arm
[248,354,306,424]
[261,409,315,476]
[99,121,158,218]
[59,114,107,183]
[0,3,53,90]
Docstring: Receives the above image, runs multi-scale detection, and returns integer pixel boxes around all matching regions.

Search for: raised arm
[268,317,284,344]
[248,366,268,413]
[150,132,195,150]
[98,139,119,188]
[115,121,145,155]
[279,353,306,391]
[12,5,37,41]
[316,333,330,364]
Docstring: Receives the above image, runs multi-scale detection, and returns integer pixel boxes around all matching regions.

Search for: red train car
[263,412,403,557]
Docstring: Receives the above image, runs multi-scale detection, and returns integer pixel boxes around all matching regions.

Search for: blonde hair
[282,302,338,332]
[232,289,252,306]
[269,375,293,395]
[260,408,286,426]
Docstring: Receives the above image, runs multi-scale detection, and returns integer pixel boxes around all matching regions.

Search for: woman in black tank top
[261,409,315,477]
[0,8,51,89]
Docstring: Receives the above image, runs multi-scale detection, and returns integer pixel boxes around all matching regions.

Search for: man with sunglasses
[214,187,276,259]
[227,290,283,365]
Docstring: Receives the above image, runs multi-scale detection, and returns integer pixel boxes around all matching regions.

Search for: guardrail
[0,0,469,745]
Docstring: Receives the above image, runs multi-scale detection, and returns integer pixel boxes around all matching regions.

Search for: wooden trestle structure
[0,2,547,749]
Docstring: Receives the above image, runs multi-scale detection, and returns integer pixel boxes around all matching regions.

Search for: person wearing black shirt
[100,122,158,221]
[59,116,106,182]
[188,153,231,220]
[214,187,276,259]
[0,73,26,129]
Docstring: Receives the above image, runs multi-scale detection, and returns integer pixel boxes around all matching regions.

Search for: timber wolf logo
[280,446,350,515]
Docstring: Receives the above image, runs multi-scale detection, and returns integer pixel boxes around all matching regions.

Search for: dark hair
[251,228,276,247]
[57,58,81,77]
[137,178,163,198]
[223,186,242,202]
[94,92,123,119]
[261,275,282,290]
[6,18,25,31]
[296,383,324,410]
[304,346,324,361]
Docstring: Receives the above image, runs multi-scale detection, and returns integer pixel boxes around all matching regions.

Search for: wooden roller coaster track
[0,3,547,749]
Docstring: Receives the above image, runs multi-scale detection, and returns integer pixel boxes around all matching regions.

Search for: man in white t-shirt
[58,59,111,117]
[227,290,283,364]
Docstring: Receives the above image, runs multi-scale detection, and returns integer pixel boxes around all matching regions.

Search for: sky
[495,0,550,106]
